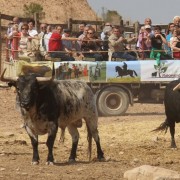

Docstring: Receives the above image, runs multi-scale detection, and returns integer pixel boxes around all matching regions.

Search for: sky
[87,0,180,24]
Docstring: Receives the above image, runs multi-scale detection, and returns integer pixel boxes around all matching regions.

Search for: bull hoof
[46,161,54,165]
[68,159,76,163]
[31,161,39,165]
[170,146,177,149]
[98,157,105,162]
[170,144,177,149]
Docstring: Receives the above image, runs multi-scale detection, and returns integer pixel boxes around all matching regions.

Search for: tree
[23,3,43,18]
[103,10,122,25]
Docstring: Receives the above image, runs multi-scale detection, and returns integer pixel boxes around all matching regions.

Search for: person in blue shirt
[165,23,175,57]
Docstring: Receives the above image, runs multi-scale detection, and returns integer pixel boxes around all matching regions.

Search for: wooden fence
[0,12,169,74]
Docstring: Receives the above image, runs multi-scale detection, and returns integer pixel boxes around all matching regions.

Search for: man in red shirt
[48,26,75,61]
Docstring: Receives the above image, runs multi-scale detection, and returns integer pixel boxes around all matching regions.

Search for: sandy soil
[0,87,180,180]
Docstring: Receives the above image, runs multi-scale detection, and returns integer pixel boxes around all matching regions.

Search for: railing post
[34,12,40,31]
[0,12,2,74]
[68,18,72,31]
[142,32,145,60]
[134,21,139,36]
[5,37,10,62]
[120,19,123,27]
[13,35,18,60]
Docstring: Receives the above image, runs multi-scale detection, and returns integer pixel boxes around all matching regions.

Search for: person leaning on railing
[108,26,137,61]
[48,26,75,61]
[81,27,104,61]
[38,23,48,60]
[7,24,21,60]
[171,28,180,59]
[18,23,39,62]
[164,23,175,58]
[150,25,171,65]
[137,25,152,59]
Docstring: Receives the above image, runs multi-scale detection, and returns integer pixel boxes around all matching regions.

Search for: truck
[2,59,179,116]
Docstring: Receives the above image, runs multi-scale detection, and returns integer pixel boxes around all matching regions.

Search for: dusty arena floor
[0,88,180,180]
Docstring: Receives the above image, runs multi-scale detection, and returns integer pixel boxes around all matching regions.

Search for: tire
[97,86,129,116]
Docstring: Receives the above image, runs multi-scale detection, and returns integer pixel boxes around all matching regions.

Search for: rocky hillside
[0,0,98,24]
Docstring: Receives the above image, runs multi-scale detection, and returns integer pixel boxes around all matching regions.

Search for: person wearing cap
[136,18,153,56]
[101,25,112,60]
[100,22,112,41]
[137,25,152,59]
[150,25,168,65]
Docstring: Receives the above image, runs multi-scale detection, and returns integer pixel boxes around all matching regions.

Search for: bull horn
[36,64,55,82]
[173,83,180,91]
[0,68,18,82]
[36,76,54,82]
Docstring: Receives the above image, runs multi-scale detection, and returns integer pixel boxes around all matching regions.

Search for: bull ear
[8,81,17,88]
[173,83,180,91]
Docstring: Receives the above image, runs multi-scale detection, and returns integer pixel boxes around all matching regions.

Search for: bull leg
[46,124,58,165]
[92,129,104,160]
[30,136,39,165]
[67,124,79,162]
[85,117,104,161]
[169,123,177,148]
[25,126,39,165]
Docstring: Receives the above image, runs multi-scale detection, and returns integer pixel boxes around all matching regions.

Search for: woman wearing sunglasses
[81,27,103,61]
[18,23,38,61]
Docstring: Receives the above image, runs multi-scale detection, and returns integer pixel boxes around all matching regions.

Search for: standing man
[38,23,47,59]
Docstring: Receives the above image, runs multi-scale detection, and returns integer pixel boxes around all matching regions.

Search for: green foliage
[104,10,122,23]
[23,3,43,17]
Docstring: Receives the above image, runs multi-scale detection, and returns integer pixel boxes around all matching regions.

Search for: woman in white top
[28,19,38,37]
[18,23,37,61]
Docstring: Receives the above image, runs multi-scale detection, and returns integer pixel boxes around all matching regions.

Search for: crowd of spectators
[5,15,180,63]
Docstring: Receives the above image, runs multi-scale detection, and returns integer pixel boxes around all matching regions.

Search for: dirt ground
[0,87,180,180]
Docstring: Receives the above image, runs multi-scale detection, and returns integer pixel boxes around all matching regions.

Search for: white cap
[144,25,151,29]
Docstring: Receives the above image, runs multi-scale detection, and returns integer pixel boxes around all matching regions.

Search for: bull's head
[1,68,53,110]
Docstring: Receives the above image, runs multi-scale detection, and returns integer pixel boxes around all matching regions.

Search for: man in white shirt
[28,19,38,37]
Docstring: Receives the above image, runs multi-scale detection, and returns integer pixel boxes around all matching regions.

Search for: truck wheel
[97,86,129,116]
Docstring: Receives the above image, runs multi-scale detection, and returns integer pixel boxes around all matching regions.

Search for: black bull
[1,69,104,165]
[152,79,180,148]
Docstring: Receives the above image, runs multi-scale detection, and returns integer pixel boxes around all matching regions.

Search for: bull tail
[151,119,169,133]
[86,122,92,161]
[59,127,65,143]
